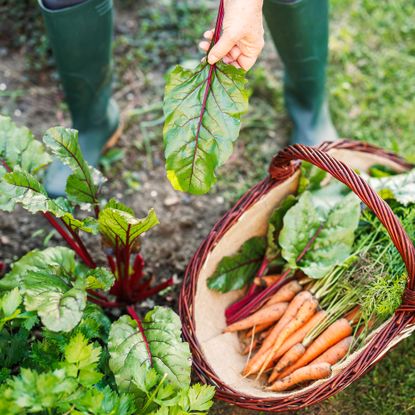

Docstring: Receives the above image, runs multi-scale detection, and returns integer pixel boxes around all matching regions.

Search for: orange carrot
[258,297,318,377]
[268,343,305,383]
[254,275,282,287]
[267,363,331,392]
[277,318,352,379]
[273,310,327,361]
[245,321,274,339]
[243,291,312,376]
[242,339,259,355]
[266,281,302,306]
[311,336,353,366]
[224,302,288,333]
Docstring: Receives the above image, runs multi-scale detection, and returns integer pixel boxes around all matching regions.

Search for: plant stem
[127,305,152,365]
[63,221,96,268]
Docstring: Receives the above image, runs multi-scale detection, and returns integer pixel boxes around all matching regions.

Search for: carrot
[258,297,318,377]
[311,336,352,366]
[243,291,312,376]
[266,281,302,306]
[224,302,288,333]
[254,275,282,287]
[268,343,305,383]
[245,321,274,339]
[267,363,331,392]
[277,318,352,379]
[242,339,259,355]
[273,310,327,361]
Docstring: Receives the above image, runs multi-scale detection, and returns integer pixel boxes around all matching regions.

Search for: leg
[263,0,338,145]
[38,0,121,196]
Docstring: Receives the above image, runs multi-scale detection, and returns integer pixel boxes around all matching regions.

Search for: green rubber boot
[38,0,121,197]
[263,0,338,146]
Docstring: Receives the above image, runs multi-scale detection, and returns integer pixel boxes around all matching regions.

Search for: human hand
[199,0,264,71]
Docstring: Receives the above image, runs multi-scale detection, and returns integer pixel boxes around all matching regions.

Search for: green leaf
[279,191,361,278]
[1,288,22,317]
[186,384,215,413]
[298,161,327,194]
[63,333,103,386]
[207,236,266,293]
[43,127,105,204]
[366,169,415,206]
[0,246,76,290]
[99,207,159,248]
[163,61,249,194]
[2,169,97,233]
[0,115,51,174]
[84,267,115,291]
[7,368,78,412]
[109,307,191,393]
[265,195,297,261]
[23,272,86,332]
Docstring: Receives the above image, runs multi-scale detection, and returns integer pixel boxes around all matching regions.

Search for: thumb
[208,33,235,65]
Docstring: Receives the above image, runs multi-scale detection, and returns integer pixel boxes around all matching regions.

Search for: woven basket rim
[179,140,415,411]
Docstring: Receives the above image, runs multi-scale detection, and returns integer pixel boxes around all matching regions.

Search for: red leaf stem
[127,305,152,365]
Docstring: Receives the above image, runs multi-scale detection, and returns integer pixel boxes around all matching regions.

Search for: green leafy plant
[0,116,215,414]
[163,0,249,194]
[0,115,172,311]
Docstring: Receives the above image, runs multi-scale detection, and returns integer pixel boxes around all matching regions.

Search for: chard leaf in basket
[108,307,191,392]
[163,61,249,195]
[43,127,105,205]
[207,236,266,293]
[298,161,327,194]
[266,195,297,261]
[366,169,415,206]
[279,191,361,278]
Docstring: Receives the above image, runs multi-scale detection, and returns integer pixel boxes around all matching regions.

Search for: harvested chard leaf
[207,236,266,292]
[279,191,361,278]
[266,195,297,261]
[163,60,249,194]
[109,307,191,392]
[366,168,415,206]
[43,127,105,205]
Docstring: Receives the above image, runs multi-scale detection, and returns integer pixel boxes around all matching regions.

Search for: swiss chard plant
[0,115,172,313]
[0,116,215,414]
[163,0,249,195]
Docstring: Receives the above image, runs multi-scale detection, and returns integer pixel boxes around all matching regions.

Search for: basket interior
[193,148,407,398]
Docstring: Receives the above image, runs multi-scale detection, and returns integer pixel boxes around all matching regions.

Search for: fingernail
[208,54,217,65]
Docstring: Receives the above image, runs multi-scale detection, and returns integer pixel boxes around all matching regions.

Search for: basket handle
[269,143,415,305]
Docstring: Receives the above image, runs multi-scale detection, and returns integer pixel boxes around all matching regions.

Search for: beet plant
[0,116,214,414]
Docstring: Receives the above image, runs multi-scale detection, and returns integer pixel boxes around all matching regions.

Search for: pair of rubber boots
[39,0,337,197]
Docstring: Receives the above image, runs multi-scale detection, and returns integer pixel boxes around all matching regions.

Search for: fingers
[198,40,210,52]
[208,33,235,65]
[203,30,214,41]
[236,54,257,71]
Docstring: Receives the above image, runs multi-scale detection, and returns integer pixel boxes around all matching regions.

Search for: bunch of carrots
[225,278,359,392]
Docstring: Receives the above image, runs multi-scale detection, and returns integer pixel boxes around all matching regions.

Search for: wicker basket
[179,140,415,411]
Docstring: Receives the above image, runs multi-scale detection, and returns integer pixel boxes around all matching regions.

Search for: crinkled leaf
[0,115,51,174]
[99,207,159,247]
[2,169,97,233]
[0,246,76,290]
[185,384,215,413]
[366,169,415,206]
[109,307,191,393]
[43,127,105,204]
[1,288,22,317]
[23,272,86,332]
[266,195,297,261]
[207,236,266,293]
[163,61,249,194]
[104,198,135,215]
[83,267,115,291]
[279,191,361,278]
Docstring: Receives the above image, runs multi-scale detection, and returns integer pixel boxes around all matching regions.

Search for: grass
[1,0,414,413]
